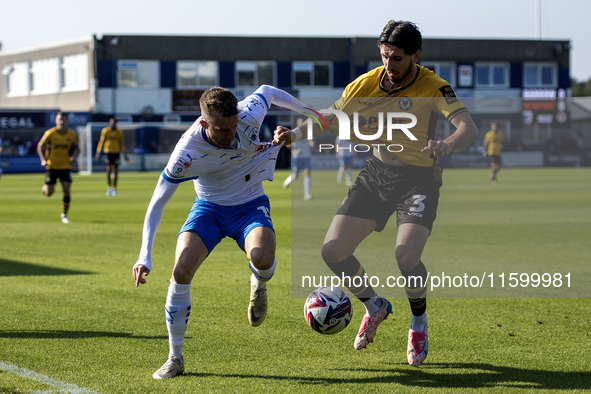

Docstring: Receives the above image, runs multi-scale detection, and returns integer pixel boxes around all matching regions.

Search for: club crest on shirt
[398,96,413,111]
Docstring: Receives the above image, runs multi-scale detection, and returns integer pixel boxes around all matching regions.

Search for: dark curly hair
[377,20,422,55]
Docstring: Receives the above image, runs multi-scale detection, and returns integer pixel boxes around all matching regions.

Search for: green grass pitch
[0,167,589,393]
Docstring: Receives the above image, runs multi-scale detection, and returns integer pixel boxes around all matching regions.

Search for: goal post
[77,123,93,175]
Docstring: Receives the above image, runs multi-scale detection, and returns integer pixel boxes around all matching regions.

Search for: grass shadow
[337,363,590,390]
[182,362,590,390]
[0,330,168,340]
[0,258,93,276]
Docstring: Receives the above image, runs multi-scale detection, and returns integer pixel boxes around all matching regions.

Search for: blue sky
[2,0,589,81]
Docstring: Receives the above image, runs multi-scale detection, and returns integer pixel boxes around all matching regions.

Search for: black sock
[325,255,377,302]
[62,195,71,215]
[402,261,427,316]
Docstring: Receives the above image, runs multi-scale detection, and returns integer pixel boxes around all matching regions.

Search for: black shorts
[336,157,442,233]
[45,169,72,185]
[105,152,121,166]
[489,155,501,165]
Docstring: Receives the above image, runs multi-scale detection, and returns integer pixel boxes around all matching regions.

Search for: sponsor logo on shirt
[256,143,272,153]
[439,85,458,105]
[170,156,192,178]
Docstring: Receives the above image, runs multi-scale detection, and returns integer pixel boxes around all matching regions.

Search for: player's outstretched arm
[255,84,332,140]
[133,174,179,287]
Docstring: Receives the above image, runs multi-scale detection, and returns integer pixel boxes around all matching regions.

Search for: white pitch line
[0,361,100,394]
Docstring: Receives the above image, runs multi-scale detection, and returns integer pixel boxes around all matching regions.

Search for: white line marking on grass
[0,361,100,394]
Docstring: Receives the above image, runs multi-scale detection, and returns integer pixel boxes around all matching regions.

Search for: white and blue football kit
[137,85,318,271]
[135,85,323,375]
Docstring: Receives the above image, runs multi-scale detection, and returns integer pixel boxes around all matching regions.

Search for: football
[304,286,353,334]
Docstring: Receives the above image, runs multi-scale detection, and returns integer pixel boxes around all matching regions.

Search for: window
[118,60,159,87]
[475,63,509,88]
[422,62,455,86]
[177,61,217,87]
[61,54,88,91]
[524,63,557,87]
[30,58,60,94]
[236,61,275,87]
[293,62,331,87]
[5,62,29,96]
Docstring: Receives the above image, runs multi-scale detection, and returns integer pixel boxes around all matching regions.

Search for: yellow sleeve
[96,128,106,153]
[39,130,50,147]
[436,85,467,122]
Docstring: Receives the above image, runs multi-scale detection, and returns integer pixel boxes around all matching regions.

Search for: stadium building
[1,34,587,173]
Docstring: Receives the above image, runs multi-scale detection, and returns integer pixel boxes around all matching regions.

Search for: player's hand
[95,153,101,160]
[132,263,151,287]
[320,111,336,123]
[40,159,47,167]
[422,139,452,157]
[272,125,292,146]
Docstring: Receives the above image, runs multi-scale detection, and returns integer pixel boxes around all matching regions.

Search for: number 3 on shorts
[409,194,426,213]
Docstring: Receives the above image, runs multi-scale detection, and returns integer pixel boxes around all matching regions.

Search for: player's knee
[321,241,348,264]
[171,260,196,284]
[249,247,274,270]
[395,246,420,272]
[171,267,193,285]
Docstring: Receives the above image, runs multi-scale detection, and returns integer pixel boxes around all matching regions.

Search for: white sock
[362,296,383,316]
[249,259,276,290]
[346,169,352,183]
[410,312,427,331]
[337,167,344,183]
[304,175,311,196]
[283,174,293,188]
[165,280,191,359]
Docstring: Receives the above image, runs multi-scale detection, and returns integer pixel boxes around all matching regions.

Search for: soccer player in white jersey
[132,85,322,379]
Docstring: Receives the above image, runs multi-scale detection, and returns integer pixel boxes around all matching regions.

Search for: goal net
[77,122,190,175]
